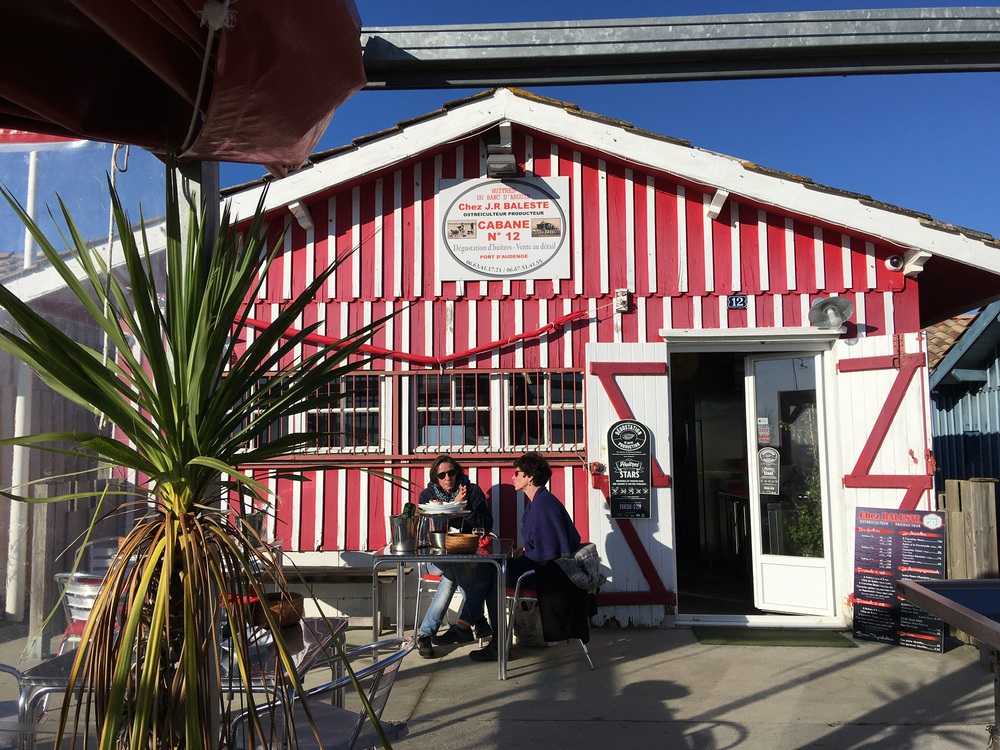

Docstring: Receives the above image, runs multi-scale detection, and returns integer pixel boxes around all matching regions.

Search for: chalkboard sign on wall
[608,419,652,519]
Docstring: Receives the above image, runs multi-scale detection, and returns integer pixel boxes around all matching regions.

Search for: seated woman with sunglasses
[466,451,582,662]
[415,454,493,658]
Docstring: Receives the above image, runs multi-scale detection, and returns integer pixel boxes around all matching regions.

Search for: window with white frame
[244,369,585,456]
[303,374,382,450]
[506,371,585,451]
[412,373,491,451]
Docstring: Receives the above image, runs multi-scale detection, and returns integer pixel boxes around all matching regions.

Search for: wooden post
[944,480,968,581]
[966,479,999,579]
[944,479,999,645]
[27,485,57,659]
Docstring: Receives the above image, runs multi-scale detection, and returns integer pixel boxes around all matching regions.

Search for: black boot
[432,624,474,645]
[473,615,493,640]
[416,634,435,659]
[469,640,499,662]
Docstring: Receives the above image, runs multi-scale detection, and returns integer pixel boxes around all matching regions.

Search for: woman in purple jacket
[466,452,581,662]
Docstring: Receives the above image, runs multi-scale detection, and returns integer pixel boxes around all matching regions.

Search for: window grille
[507,371,585,451]
[243,369,584,456]
[413,373,491,452]
[304,374,382,451]
[237,376,286,452]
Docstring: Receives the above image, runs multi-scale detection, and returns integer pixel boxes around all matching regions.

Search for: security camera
[885,255,904,272]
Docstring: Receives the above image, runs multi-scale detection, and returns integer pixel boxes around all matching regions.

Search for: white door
[746,354,836,616]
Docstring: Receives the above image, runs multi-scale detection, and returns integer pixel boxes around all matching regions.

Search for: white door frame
[663,327,845,627]
[745,352,836,617]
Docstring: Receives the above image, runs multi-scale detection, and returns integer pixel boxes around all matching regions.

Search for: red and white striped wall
[229,122,921,566]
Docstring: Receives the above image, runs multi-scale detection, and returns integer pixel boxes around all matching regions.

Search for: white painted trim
[784,218,796,291]
[625,168,636,293]
[598,160,609,295]
[702,193,715,293]
[813,226,826,290]
[288,201,313,230]
[660,326,842,350]
[676,185,688,293]
[282,216,293,300]
[351,186,361,300]
[646,176,657,294]
[707,187,729,220]
[393,172,403,299]
[730,200,740,293]
[757,209,769,291]
[373,178,384,299]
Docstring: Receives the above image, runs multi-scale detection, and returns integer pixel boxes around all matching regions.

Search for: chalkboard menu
[607,419,652,519]
[852,507,946,652]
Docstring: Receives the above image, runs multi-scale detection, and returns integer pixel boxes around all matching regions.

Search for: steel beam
[360,7,1000,89]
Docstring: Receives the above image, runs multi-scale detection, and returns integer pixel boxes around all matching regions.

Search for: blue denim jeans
[417,562,482,637]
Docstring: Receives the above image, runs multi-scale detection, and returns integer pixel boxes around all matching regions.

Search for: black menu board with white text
[852,507,945,652]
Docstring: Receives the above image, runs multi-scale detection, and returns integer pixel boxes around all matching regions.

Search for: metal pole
[5,150,41,620]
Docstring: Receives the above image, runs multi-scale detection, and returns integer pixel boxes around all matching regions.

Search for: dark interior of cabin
[671,351,762,616]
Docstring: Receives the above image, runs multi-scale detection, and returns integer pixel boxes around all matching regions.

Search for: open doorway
[671,351,761,616]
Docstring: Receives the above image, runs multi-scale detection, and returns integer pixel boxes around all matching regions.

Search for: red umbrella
[0,0,367,176]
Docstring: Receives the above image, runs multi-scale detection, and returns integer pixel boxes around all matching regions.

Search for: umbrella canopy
[0,0,367,177]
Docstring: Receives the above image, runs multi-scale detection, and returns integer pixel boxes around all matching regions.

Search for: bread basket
[253,592,305,628]
[444,533,480,554]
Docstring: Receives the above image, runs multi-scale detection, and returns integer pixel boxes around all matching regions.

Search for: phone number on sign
[615,501,644,511]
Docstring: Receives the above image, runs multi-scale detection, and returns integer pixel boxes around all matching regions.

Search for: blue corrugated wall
[931,341,1000,488]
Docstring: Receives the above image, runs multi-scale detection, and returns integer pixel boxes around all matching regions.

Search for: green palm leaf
[0,165,388,750]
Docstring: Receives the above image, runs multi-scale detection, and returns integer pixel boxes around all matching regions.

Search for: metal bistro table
[372,538,515,679]
[13,616,348,750]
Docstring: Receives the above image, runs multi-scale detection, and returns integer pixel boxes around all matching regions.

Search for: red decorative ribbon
[243,309,589,368]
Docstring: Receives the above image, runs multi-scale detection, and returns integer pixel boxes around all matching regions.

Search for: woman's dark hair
[429,454,463,485]
[514,452,551,487]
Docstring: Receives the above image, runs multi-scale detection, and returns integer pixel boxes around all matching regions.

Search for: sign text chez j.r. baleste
[437,177,570,281]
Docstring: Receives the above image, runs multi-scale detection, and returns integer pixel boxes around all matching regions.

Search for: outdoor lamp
[807,296,854,330]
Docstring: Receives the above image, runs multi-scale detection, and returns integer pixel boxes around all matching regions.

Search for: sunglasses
[436,469,458,480]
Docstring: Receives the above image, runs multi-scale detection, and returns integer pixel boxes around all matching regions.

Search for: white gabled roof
[4,219,167,308]
[225,87,1000,276]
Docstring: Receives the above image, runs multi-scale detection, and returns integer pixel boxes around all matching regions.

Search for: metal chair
[82,537,121,576]
[53,573,104,655]
[230,636,414,750]
[506,569,594,669]
[0,663,31,750]
[413,562,443,637]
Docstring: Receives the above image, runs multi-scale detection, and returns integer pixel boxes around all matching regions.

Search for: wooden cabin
[223,88,1000,628]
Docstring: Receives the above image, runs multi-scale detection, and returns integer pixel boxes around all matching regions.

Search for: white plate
[418,503,468,515]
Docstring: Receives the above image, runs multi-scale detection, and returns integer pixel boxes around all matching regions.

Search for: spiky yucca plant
[0,168,382,750]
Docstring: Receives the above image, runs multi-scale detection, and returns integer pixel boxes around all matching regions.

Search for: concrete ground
[0,623,994,750]
[382,627,996,750]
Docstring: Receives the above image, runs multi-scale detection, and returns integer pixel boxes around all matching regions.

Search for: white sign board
[437,177,570,281]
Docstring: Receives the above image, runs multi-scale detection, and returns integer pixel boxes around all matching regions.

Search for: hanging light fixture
[807,297,854,330]
[486,122,518,178]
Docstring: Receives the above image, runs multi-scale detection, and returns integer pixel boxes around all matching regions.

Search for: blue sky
[221,1,1000,239]
[2,3,995,254]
